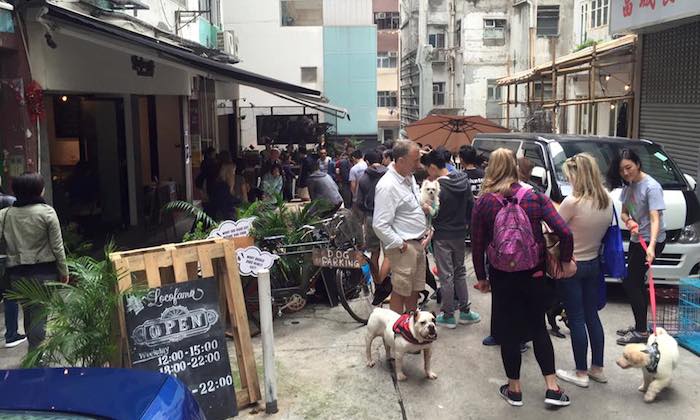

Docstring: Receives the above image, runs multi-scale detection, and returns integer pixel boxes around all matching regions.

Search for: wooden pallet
[109,237,261,409]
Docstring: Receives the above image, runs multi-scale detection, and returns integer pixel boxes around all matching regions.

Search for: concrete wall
[460,1,510,122]
[26,22,193,95]
[223,0,324,148]
[324,0,373,25]
[324,26,378,135]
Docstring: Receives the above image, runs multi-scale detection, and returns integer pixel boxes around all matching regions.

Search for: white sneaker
[556,369,589,388]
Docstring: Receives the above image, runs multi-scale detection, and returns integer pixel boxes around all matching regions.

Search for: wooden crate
[109,237,261,409]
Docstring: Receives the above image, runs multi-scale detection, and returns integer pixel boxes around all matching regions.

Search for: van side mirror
[684,174,697,191]
[532,166,547,187]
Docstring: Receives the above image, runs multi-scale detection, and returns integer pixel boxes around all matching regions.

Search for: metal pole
[257,269,278,414]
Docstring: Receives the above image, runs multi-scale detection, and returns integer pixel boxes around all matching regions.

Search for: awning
[39,3,348,119]
[497,34,637,86]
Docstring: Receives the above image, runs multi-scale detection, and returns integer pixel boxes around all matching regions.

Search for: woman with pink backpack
[471,148,576,408]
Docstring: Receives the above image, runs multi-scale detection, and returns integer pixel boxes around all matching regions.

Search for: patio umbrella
[405,115,509,153]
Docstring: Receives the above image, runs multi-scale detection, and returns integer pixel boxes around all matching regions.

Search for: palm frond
[162,200,216,228]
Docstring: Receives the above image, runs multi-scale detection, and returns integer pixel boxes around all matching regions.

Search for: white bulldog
[365,308,438,381]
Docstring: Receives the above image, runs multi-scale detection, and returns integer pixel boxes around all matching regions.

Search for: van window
[472,139,521,160]
[521,143,548,189]
[549,141,686,189]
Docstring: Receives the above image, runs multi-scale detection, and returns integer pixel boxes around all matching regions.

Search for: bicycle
[243,210,379,326]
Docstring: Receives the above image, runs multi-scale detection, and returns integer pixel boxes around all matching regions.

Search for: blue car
[0,368,205,419]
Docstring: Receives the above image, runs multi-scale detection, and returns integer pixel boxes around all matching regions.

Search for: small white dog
[420,179,440,218]
[616,327,679,402]
[365,308,438,381]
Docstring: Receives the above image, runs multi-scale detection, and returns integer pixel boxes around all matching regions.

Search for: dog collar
[642,341,661,373]
[392,313,434,346]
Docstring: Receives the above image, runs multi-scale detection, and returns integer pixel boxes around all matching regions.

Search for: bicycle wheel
[335,268,376,324]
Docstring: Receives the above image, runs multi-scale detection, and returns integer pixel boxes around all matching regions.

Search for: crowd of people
[341,140,664,408]
[0,138,667,409]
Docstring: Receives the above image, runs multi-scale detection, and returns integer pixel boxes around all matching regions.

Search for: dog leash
[637,235,658,336]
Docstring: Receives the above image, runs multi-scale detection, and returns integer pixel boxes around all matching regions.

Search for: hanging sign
[208,217,256,240]
[236,246,278,277]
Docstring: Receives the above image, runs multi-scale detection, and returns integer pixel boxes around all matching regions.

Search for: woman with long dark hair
[0,173,68,354]
[610,148,667,345]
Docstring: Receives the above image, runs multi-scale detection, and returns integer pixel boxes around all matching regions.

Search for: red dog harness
[393,313,435,345]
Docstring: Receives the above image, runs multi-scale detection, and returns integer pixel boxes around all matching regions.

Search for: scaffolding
[497,35,638,135]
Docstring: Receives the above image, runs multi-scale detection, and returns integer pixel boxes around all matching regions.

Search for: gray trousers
[434,238,470,317]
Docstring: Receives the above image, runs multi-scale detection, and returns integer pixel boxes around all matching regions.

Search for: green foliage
[573,39,599,52]
[248,198,333,288]
[182,221,215,242]
[61,223,93,258]
[162,200,216,229]
[6,244,141,368]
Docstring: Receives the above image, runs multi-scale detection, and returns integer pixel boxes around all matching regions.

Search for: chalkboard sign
[123,277,237,419]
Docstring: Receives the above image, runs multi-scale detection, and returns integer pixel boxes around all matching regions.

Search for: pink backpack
[487,188,540,272]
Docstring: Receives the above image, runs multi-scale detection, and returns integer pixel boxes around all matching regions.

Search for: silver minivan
[472,133,700,284]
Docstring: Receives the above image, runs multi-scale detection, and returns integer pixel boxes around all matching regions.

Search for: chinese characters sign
[611,0,699,33]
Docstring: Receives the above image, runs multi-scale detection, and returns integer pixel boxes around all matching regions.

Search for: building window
[281,0,323,27]
[301,67,317,83]
[484,19,506,40]
[487,80,502,101]
[375,12,400,30]
[455,19,461,48]
[383,129,394,141]
[433,83,445,106]
[428,33,446,48]
[591,0,610,28]
[377,52,398,68]
[534,80,554,99]
[579,2,589,43]
[537,5,560,37]
[378,91,398,107]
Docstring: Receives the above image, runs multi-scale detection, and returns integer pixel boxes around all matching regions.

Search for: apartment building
[375,0,400,143]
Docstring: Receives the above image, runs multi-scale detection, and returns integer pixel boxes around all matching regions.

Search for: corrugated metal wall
[639,22,700,178]
[323,0,373,26]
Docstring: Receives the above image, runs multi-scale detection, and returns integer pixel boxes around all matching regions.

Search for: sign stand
[110,237,261,410]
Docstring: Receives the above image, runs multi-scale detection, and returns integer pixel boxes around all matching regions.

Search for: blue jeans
[3,298,19,340]
[558,258,605,371]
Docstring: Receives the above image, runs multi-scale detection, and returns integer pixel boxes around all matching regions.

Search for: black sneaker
[616,326,635,336]
[372,277,392,306]
[544,388,571,407]
[4,334,27,348]
[616,331,649,345]
[499,384,523,407]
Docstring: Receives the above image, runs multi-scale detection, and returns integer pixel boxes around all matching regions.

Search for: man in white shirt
[349,150,367,200]
[318,148,332,174]
[373,140,429,313]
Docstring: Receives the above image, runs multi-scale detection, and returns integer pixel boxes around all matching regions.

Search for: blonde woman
[555,153,612,388]
[471,148,574,407]
[211,162,242,221]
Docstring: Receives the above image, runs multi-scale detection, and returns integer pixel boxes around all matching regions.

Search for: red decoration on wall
[25,80,44,123]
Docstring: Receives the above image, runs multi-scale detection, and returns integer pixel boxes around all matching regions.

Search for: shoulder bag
[601,206,627,279]
[542,221,576,279]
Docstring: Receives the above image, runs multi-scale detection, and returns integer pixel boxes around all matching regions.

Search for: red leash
[638,235,657,336]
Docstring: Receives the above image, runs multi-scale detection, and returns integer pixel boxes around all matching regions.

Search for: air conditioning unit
[388,51,398,57]
[216,30,239,60]
[377,12,386,19]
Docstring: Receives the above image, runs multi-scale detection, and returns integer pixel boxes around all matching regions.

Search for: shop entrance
[50,95,129,232]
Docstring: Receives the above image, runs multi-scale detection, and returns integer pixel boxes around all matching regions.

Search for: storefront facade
[611,0,700,178]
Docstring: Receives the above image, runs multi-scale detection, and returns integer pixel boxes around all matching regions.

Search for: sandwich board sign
[123,277,237,419]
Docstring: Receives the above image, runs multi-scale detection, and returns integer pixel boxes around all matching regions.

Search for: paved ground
[2,278,699,419]
[228,285,699,420]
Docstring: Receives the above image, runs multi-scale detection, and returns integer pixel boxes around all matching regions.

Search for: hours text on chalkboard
[123,277,237,419]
